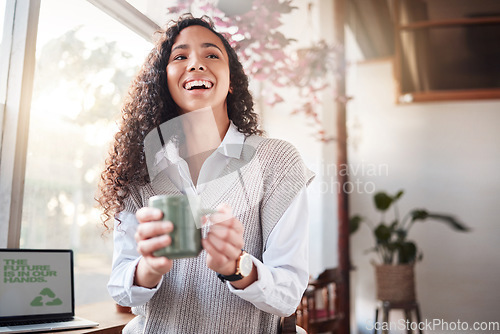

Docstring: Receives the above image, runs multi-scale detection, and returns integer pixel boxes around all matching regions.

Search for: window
[0,1,6,48]
[18,0,151,305]
[394,0,500,102]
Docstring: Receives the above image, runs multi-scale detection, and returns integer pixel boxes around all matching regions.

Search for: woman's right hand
[133,207,174,288]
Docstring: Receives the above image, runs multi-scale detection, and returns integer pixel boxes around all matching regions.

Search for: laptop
[0,249,99,333]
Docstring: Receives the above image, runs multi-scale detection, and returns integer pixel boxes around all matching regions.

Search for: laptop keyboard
[3,318,74,327]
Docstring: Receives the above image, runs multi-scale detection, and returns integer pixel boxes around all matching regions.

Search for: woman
[98,14,314,333]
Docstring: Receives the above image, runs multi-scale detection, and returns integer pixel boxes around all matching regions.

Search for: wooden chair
[295,268,343,334]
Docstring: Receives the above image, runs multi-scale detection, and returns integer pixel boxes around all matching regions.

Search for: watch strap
[217,272,244,282]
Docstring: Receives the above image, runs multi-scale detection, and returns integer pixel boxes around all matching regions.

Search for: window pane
[21,0,151,306]
[400,24,500,93]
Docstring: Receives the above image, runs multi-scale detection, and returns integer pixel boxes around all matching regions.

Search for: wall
[348,59,500,333]
[260,0,339,278]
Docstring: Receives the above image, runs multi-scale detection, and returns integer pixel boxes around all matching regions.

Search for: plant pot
[375,264,416,302]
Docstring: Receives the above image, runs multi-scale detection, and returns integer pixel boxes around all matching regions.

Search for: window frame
[0,0,40,248]
[393,0,500,103]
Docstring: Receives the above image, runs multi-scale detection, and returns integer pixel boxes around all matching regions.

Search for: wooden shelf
[393,0,500,103]
[399,88,500,103]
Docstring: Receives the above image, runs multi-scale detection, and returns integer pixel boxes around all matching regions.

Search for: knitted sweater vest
[122,135,314,334]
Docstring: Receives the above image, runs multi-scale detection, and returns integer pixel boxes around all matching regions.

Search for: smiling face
[167,25,231,119]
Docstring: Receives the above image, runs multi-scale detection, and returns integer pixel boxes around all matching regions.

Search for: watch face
[239,253,253,277]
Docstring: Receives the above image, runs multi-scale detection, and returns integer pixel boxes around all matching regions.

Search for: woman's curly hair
[97,14,262,230]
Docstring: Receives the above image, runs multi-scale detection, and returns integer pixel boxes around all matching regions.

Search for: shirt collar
[216,121,245,159]
[158,121,245,165]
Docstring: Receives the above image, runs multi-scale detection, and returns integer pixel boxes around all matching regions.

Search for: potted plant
[350,190,469,302]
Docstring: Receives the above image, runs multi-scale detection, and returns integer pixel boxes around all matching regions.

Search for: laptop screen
[0,249,74,322]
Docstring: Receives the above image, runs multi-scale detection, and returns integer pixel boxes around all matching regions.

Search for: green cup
[148,195,203,259]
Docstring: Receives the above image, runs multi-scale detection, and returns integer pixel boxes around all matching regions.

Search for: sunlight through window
[20,0,151,306]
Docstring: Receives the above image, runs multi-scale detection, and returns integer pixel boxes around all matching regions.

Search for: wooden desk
[63,300,134,334]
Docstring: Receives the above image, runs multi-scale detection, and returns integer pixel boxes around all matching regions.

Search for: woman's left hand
[202,205,245,276]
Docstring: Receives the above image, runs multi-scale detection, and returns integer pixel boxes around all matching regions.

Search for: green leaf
[411,209,428,221]
[397,241,417,264]
[374,192,393,212]
[411,210,470,232]
[374,223,392,244]
[393,190,404,201]
[390,220,398,230]
[349,215,363,234]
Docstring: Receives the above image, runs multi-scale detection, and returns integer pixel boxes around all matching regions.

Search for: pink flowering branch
[167,0,340,142]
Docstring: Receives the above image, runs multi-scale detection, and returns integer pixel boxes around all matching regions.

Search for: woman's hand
[202,205,257,289]
[133,207,174,288]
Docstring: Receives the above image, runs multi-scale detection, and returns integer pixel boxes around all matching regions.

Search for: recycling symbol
[30,288,62,306]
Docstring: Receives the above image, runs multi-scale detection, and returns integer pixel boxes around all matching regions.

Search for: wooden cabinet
[393,0,500,102]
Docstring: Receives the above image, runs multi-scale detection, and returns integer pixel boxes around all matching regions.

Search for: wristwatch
[217,250,253,282]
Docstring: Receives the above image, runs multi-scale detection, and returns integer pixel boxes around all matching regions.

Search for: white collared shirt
[108,122,310,317]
